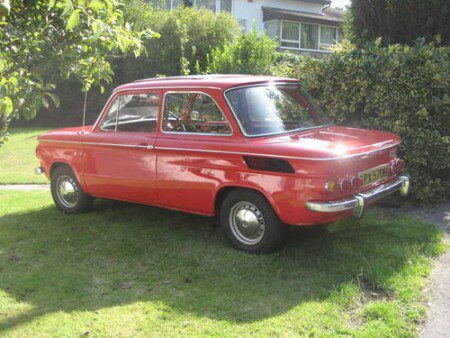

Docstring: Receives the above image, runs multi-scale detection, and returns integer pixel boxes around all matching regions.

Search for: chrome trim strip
[160,90,234,137]
[83,142,154,150]
[305,174,410,217]
[38,140,81,145]
[38,139,154,150]
[39,140,399,161]
[155,142,400,161]
[113,86,222,93]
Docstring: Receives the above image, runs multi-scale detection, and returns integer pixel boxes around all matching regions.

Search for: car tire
[51,165,93,214]
[219,189,287,253]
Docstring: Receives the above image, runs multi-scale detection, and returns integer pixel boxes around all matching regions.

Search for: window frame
[97,90,161,134]
[160,91,234,137]
[279,20,340,53]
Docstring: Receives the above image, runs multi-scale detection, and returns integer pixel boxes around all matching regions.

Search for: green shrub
[120,3,242,80]
[273,42,450,202]
[206,29,279,75]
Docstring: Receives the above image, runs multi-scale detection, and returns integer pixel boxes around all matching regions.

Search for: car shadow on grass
[0,199,444,332]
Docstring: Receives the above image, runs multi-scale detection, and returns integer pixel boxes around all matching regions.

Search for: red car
[36,75,410,253]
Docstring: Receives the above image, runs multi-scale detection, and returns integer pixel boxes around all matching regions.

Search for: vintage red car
[36,75,410,253]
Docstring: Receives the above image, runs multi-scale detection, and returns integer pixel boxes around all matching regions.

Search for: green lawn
[0,128,49,184]
[0,190,446,337]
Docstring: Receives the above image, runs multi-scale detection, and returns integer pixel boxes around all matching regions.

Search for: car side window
[162,92,232,135]
[100,93,159,133]
[100,98,118,131]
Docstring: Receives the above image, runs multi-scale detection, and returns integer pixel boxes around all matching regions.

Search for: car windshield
[225,83,332,137]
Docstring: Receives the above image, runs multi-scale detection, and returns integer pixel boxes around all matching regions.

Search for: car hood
[246,126,401,160]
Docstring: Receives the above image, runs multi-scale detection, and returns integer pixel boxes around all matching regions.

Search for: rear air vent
[243,156,295,174]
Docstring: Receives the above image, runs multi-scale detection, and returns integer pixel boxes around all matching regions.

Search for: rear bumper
[305,174,410,219]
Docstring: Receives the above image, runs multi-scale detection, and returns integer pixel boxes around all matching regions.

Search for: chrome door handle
[145,144,154,150]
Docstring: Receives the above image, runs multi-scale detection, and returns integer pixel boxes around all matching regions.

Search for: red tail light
[389,158,404,174]
[351,176,363,188]
[339,178,352,191]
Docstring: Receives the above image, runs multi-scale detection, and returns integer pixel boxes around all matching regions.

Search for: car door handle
[139,144,154,150]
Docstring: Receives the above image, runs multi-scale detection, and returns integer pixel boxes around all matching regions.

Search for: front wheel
[219,189,287,253]
[51,165,93,214]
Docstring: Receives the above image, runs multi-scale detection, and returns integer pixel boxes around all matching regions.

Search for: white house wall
[231,0,325,31]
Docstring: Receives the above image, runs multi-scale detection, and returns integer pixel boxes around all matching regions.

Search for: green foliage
[348,0,450,46]
[274,43,450,202]
[119,2,241,80]
[0,0,154,143]
[206,29,279,75]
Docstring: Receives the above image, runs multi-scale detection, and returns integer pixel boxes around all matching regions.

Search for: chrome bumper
[305,174,410,219]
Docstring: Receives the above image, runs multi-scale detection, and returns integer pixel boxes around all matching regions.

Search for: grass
[0,190,446,337]
[0,128,49,184]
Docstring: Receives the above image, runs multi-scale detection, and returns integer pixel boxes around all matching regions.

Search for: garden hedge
[273,43,450,202]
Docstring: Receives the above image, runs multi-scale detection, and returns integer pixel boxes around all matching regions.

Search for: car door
[155,90,237,214]
[82,90,160,204]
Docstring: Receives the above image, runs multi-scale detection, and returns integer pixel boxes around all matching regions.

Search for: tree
[349,0,450,46]
[0,0,155,144]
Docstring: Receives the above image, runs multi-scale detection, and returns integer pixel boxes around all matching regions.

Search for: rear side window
[162,92,232,135]
[100,93,159,133]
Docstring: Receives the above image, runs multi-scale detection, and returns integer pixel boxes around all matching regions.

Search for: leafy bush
[206,29,279,75]
[273,42,450,202]
[120,3,241,80]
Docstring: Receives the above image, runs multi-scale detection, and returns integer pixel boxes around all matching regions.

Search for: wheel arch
[214,184,281,219]
[49,161,84,187]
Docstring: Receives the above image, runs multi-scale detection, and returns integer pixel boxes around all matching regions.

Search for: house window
[320,25,337,49]
[196,0,215,11]
[264,20,280,40]
[171,0,184,8]
[278,21,340,52]
[301,23,319,50]
[281,21,300,49]
[152,0,231,12]
[237,18,248,32]
[220,0,231,12]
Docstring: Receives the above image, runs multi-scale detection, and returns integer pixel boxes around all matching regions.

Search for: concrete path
[378,202,450,338]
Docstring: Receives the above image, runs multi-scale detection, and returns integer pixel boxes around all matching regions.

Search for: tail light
[339,178,352,192]
[324,179,338,193]
[351,176,363,188]
[389,158,404,174]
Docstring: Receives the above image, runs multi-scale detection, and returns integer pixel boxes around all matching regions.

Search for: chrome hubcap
[229,201,265,245]
[57,175,78,208]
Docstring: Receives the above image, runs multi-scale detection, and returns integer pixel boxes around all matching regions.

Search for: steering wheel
[166,111,186,132]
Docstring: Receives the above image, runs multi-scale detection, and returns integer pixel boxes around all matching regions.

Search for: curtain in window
[301,23,319,50]
[196,0,216,10]
[281,22,300,48]
[264,21,280,39]
[220,0,231,12]
[320,26,336,45]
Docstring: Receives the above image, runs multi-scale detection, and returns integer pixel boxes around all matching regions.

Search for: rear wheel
[219,189,287,253]
[51,165,93,213]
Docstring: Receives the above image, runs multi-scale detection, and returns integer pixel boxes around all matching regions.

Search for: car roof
[113,74,299,93]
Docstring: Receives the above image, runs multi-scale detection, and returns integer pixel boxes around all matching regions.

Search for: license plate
[358,165,388,187]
